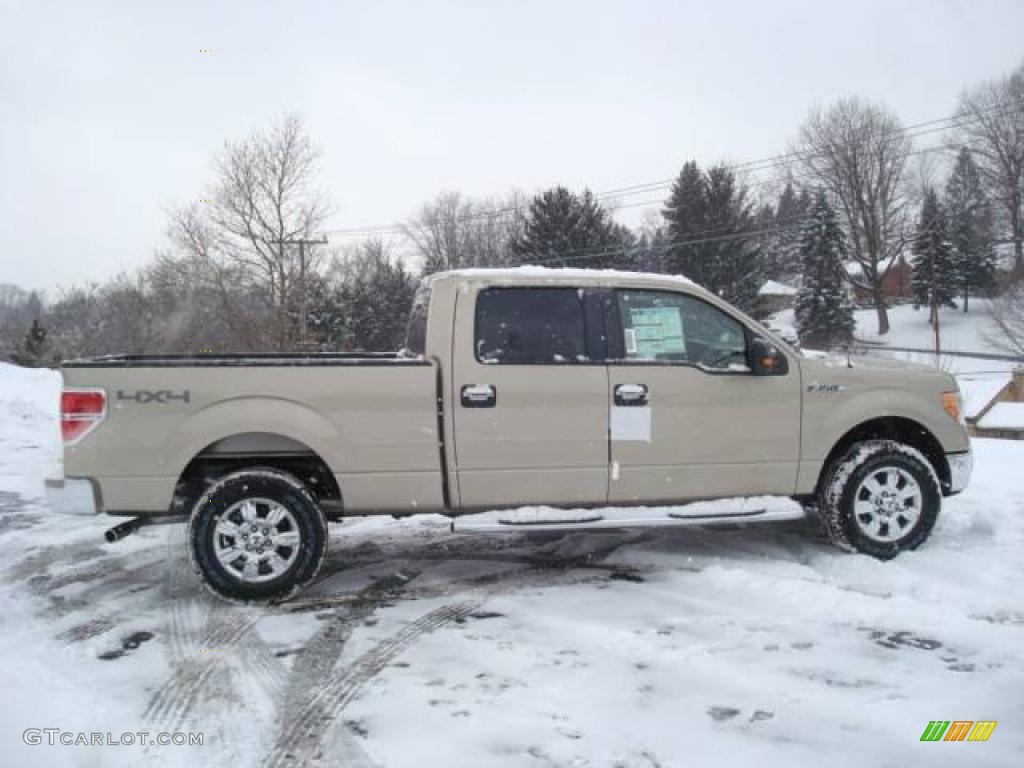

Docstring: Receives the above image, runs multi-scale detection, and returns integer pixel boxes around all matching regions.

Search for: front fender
[797,383,967,494]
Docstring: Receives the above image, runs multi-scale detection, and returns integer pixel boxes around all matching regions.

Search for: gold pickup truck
[47,268,972,600]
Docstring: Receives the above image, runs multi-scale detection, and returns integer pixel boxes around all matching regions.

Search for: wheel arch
[817,416,950,495]
[173,431,342,518]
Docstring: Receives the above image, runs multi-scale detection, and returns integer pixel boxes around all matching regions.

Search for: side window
[404,280,432,356]
[475,287,587,364]
[615,290,747,370]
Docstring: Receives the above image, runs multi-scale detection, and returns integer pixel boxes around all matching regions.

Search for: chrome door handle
[614,383,648,406]
[461,384,497,408]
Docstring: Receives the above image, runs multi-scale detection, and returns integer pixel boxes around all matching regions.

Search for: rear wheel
[819,440,941,559]
[188,468,328,601]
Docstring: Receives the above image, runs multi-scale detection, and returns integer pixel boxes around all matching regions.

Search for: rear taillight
[60,388,106,444]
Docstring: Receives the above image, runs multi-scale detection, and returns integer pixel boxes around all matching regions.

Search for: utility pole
[270,236,327,348]
[930,248,942,362]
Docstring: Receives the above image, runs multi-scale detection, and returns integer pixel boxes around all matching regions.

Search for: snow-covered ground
[1,361,1022,767]
[852,299,1006,355]
[770,299,1010,359]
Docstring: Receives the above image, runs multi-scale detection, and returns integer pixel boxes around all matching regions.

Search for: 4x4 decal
[116,390,190,404]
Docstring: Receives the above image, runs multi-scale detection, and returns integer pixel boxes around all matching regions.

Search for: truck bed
[61,353,445,516]
[63,352,428,368]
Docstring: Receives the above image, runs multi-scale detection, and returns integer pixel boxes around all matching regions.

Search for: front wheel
[819,440,941,559]
[188,468,328,601]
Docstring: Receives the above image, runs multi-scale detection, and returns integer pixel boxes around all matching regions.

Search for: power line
[506,214,1018,270]
[321,100,1022,240]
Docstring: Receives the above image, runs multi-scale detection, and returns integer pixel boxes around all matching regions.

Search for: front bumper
[44,477,102,515]
[945,449,973,495]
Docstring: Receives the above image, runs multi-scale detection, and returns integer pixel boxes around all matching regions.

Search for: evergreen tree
[312,241,417,351]
[754,201,778,279]
[911,188,958,324]
[512,187,630,269]
[632,228,667,273]
[662,161,762,311]
[771,182,812,281]
[662,161,708,283]
[12,316,49,367]
[704,164,762,311]
[945,148,997,312]
[793,191,855,348]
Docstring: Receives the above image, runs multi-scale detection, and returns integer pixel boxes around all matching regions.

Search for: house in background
[757,280,798,318]
[844,254,914,305]
[961,368,1024,440]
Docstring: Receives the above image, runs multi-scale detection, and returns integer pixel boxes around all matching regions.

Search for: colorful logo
[921,721,997,742]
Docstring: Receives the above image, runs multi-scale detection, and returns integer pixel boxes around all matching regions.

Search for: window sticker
[627,307,686,358]
[624,328,637,354]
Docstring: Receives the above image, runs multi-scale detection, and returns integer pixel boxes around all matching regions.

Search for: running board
[451,496,806,533]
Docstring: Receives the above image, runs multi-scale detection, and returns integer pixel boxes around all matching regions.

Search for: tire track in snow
[145,526,647,758]
[144,525,264,731]
[262,599,483,768]
[268,569,423,768]
[258,535,649,767]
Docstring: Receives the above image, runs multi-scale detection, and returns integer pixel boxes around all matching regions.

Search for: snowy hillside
[1,361,1022,767]
[771,299,1009,357]
[853,300,1006,354]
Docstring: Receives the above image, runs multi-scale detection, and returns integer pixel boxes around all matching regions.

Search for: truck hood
[798,350,958,393]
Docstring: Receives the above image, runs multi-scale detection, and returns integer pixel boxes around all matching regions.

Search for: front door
[451,284,609,509]
[605,288,801,504]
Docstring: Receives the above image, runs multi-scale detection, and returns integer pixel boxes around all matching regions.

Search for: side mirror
[749,336,788,376]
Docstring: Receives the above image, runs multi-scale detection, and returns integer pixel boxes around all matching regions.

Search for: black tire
[819,440,941,560]
[188,468,328,602]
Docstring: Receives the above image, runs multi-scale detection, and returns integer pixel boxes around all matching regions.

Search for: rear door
[451,284,609,509]
[605,288,801,503]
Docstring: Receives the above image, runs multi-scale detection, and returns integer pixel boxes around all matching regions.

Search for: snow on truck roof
[432,266,696,286]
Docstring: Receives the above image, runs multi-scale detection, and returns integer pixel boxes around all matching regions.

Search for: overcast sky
[1,0,1022,293]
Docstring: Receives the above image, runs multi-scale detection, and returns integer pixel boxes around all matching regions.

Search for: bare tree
[403,191,528,274]
[147,250,272,352]
[169,116,329,349]
[0,284,32,360]
[989,281,1024,356]
[954,62,1024,271]
[794,98,912,334]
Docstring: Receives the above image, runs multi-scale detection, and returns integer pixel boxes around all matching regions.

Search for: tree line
[2,62,1022,365]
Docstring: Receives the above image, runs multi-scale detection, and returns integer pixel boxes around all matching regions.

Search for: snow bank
[759,279,797,296]
[0,361,61,421]
[977,402,1024,430]
[959,374,1011,419]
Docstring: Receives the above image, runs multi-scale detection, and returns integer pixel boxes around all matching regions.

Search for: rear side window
[404,280,432,356]
[475,287,587,364]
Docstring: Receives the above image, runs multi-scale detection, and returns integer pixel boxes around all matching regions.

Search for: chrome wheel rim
[852,467,922,543]
[213,498,301,583]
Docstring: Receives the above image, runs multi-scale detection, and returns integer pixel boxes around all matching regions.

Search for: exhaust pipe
[104,518,143,543]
